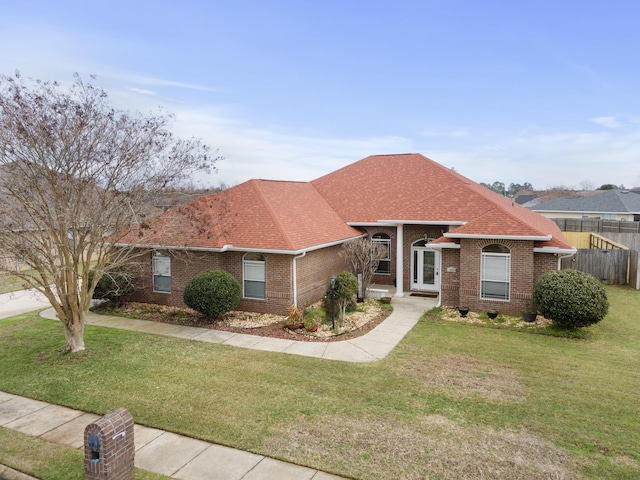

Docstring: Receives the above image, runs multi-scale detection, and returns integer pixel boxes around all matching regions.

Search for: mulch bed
[92,301,392,343]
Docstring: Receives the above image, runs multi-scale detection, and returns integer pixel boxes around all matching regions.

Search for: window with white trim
[372,233,391,274]
[243,253,265,299]
[480,244,510,301]
[152,251,171,293]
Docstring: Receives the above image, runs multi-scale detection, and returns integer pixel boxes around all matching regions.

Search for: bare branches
[340,237,387,298]
[0,73,220,351]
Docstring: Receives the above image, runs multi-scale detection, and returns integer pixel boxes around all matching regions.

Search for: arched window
[372,233,391,274]
[481,244,510,301]
[243,253,265,299]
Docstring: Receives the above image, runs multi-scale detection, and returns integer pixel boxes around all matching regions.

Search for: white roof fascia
[346,222,392,227]
[533,246,578,254]
[444,232,552,241]
[428,242,460,249]
[114,233,367,256]
[348,221,466,227]
[374,220,467,226]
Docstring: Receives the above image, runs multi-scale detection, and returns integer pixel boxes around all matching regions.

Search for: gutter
[348,220,467,227]
[444,233,553,241]
[114,233,367,256]
[533,246,578,255]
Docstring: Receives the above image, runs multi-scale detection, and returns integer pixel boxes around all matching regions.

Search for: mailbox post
[84,407,135,480]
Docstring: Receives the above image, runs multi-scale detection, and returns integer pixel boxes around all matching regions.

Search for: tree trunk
[61,310,86,353]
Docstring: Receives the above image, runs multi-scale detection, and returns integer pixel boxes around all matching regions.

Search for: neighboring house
[117,153,574,315]
[514,194,538,207]
[532,189,640,222]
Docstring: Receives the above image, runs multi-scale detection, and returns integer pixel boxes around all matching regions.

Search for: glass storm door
[411,242,440,292]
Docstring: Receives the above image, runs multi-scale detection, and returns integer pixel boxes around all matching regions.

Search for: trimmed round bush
[183,269,241,320]
[90,264,133,303]
[533,269,609,328]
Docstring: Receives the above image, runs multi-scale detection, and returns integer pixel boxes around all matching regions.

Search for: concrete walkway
[0,289,51,321]
[39,294,437,363]
[2,293,436,479]
[0,391,344,480]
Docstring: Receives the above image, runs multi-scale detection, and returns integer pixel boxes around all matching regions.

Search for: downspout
[292,252,306,308]
[557,251,576,269]
[394,224,404,297]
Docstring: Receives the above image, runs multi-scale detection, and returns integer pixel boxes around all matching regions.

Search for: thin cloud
[590,116,623,128]
[127,87,156,96]
[107,71,223,93]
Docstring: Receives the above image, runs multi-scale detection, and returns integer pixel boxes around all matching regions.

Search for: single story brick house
[118,153,575,315]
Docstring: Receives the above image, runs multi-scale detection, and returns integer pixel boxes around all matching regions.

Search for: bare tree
[0,73,219,352]
[340,237,388,298]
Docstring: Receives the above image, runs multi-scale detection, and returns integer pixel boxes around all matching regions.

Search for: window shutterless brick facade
[443,238,559,314]
[124,246,348,316]
[121,231,562,316]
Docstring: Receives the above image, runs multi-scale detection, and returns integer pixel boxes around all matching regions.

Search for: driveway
[0,289,51,320]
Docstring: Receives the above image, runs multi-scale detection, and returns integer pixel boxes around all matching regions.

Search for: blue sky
[2,1,640,190]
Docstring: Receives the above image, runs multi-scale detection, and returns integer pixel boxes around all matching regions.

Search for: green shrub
[183,270,241,320]
[89,264,133,303]
[533,269,609,328]
[323,271,358,325]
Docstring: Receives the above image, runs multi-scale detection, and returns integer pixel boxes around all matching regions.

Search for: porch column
[395,224,404,297]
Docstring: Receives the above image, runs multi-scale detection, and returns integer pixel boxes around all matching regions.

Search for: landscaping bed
[91,299,392,342]
[422,307,588,338]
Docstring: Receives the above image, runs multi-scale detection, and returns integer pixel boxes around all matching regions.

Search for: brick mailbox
[84,407,135,480]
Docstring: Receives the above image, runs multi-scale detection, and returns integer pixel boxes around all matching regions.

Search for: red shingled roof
[122,153,571,251]
[124,179,364,252]
[312,153,571,249]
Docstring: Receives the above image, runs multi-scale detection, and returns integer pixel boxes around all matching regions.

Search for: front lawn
[0,286,639,479]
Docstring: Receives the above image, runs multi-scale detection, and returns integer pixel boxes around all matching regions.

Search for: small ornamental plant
[183,270,241,321]
[285,305,304,329]
[533,269,609,328]
[324,271,359,325]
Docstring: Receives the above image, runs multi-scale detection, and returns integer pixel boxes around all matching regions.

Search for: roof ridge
[429,164,560,238]
[250,179,295,250]
[255,179,308,184]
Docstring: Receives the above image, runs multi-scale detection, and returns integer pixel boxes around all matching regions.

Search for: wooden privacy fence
[561,248,629,285]
[631,250,640,290]
[556,228,640,289]
[553,218,640,233]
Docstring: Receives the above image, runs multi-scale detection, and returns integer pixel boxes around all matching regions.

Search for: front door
[411,241,440,292]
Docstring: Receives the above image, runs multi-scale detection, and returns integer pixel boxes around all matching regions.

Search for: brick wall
[440,247,461,307]
[122,236,561,316]
[125,248,294,315]
[359,225,445,287]
[124,246,348,316]
[455,238,544,314]
[295,245,347,309]
[360,226,396,285]
[534,251,559,279]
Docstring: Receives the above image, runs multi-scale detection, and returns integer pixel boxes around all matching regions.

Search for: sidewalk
[0,391,343,479]
[39,294,437,363]
[2,294,435,479]
[0,289,50,321]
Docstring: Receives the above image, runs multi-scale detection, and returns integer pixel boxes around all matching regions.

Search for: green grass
[1,286,639,479]
[0,270,32,294]
[0,260,98,294]
[0,427,170,480]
